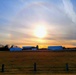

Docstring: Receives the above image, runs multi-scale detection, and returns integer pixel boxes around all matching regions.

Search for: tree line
[0,44,15,51]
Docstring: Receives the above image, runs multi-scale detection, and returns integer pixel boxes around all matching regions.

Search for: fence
[1,63,76,73]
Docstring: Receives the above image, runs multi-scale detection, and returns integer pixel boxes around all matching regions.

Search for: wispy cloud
[62,0,76,24]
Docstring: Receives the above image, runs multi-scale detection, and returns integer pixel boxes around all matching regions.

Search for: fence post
[34,63,37,71]
[2,64,4,72]
[66,63,69,72]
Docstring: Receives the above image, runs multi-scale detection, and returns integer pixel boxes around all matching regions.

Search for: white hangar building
[48,46,63,51]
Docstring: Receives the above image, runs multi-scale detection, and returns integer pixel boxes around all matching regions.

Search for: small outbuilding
[48,46,63,51]
[22,46,37,50]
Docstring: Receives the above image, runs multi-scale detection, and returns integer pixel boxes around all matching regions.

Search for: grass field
[0,50,76,75]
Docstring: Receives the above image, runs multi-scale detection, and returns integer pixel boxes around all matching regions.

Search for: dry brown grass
[0,50,76,74]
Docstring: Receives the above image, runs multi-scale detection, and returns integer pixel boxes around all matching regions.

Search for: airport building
[48,46,63,51]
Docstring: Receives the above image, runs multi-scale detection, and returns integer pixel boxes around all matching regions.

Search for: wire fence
[1,63,76,73]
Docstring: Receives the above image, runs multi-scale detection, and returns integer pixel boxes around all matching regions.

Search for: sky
[0,0,76,48]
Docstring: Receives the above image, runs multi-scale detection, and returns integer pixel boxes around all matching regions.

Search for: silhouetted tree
[10,45,14,48]
[3,45,9,51]
[36,45,39,50]
[0,45,9,51]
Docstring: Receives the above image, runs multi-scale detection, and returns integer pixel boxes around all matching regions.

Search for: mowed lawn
[0,50,76,75]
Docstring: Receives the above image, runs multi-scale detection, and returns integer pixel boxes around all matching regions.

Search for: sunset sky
[0,0,76,48]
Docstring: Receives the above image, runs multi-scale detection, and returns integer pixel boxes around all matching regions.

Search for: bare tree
[36,45,39,50]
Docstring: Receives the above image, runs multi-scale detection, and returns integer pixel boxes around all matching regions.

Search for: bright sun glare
[34,25,47,38]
